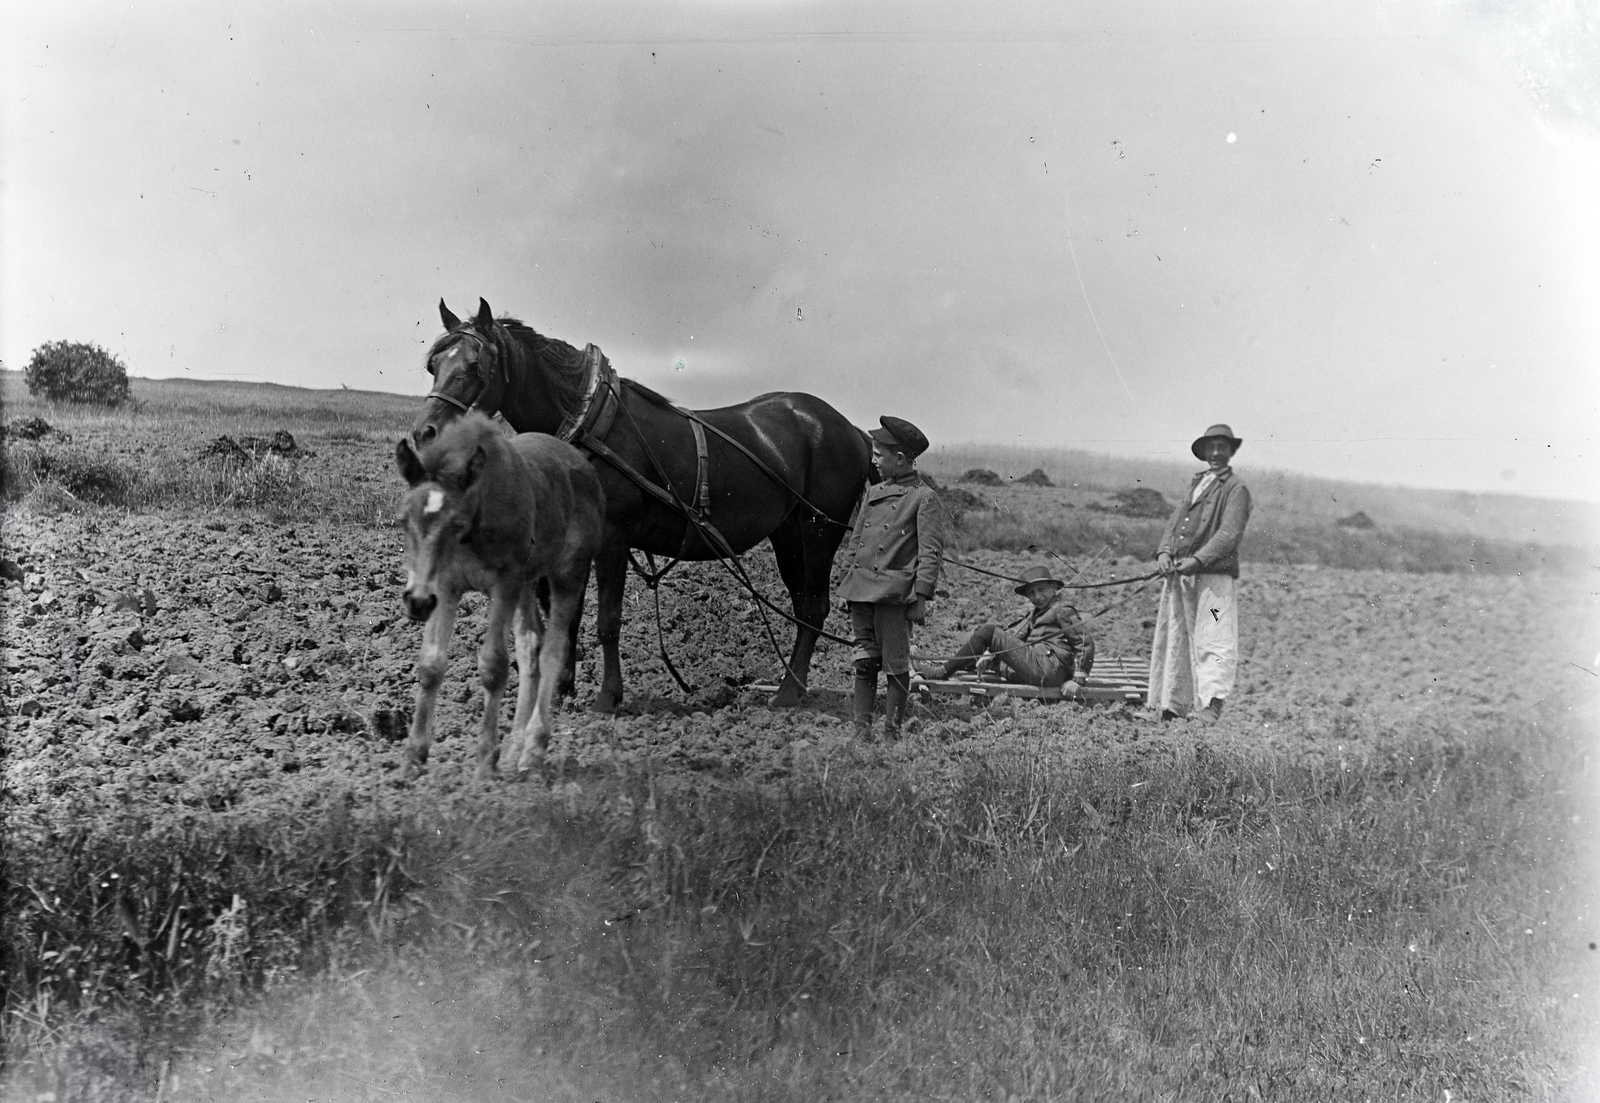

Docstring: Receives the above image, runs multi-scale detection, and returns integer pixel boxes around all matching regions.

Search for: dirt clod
[168,697,204,722]
[370,708,411,742]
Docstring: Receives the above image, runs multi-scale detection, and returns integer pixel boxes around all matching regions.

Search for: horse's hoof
[768,685,805,709]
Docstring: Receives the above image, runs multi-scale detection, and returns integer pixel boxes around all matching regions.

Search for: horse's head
[410,297,510,447]
[394,422,491,622]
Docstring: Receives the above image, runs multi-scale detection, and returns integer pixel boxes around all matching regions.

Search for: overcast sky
[3,0,1597,499]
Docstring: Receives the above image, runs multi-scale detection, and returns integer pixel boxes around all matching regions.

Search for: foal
[396,413,605,781]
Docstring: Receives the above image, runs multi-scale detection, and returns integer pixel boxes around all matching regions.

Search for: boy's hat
[1013,564,1065,595]
[869,416,929,458]
[1191,423,1243,461]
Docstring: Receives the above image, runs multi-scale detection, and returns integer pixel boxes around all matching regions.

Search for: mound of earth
[960,468,1003,486]
[1,417,67,442]
[199,430,305,461]
[1014,468,1054,487]
[1088,487,1171,519]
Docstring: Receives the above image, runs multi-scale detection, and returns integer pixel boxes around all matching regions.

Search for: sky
[3,0,1597,499]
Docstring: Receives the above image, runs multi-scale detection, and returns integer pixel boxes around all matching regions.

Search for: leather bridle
[424,331,499,414]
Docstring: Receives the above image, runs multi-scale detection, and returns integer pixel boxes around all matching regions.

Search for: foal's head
[394,417,495,622]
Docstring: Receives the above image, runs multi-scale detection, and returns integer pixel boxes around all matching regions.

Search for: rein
[940,553,1160,590]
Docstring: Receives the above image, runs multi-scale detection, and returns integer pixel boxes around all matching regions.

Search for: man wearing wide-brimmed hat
[1148,423,1253,723]
[838,416,945,741]
[915,564,1094,689]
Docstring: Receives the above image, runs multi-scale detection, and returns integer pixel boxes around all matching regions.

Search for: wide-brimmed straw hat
[1191,423,1243,461]
[1013,564,1064,595]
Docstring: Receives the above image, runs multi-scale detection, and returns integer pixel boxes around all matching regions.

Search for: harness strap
[575,432,685,514]
[630,551,696,695]
[641,388,849,530]
[679,409,712,518]
[574,428,855,650]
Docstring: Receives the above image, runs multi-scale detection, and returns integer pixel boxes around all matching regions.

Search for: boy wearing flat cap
[1148,423,1253,723]
[837,416,945,740]
[916,564,1094,688]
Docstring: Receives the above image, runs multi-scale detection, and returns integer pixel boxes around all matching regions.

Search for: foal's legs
[593,539,629,713]
[403,592,461,780]
[505,585,545,775]
[558,571,586,700]
[515,575,585,774]
[472,583,517,783]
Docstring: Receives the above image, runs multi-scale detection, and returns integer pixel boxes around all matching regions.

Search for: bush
[960,468,1003,486]
[1014,467,1054,487]
[24,340,132,406]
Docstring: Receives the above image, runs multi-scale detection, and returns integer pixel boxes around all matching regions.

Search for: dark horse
[409,298,873,711]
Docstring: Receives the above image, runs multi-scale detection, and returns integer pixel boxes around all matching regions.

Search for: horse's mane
[427,315,593,420]
[497,317,591,418]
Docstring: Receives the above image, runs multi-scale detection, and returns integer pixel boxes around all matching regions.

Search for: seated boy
[915,565,1094,688]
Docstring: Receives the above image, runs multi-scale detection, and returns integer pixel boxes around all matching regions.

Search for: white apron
[1148,573,1238,715]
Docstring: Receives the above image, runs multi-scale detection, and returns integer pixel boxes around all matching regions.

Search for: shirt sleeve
[912,487,945,599]
[1057,606,1091,649]
[1193,483,1252,567]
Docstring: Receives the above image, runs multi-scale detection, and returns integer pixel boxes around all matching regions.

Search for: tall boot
[852,658,880,741]
[882,673,912,740]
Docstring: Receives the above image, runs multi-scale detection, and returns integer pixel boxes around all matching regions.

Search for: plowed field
[5,503,1594,813]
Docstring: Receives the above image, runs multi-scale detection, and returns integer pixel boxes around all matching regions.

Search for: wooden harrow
[755,657,1149,705]
[911,655,1149,704]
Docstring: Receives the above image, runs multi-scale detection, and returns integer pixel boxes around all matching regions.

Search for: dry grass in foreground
[5,707,1596,1101]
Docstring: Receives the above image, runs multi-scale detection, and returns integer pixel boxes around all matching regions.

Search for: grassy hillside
[2,371,1594,576]
[926,442,1600,548]
[0,369,417,436]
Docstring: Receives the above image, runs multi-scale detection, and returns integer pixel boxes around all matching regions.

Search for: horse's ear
[474,298,494,329]
[439,299,460,331]
[396,437,427,486]
[462,444,488,489]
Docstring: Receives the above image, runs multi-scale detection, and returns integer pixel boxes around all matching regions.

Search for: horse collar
[559,345,618,444]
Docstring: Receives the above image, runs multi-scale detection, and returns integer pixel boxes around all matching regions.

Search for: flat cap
[868,415,929,458]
